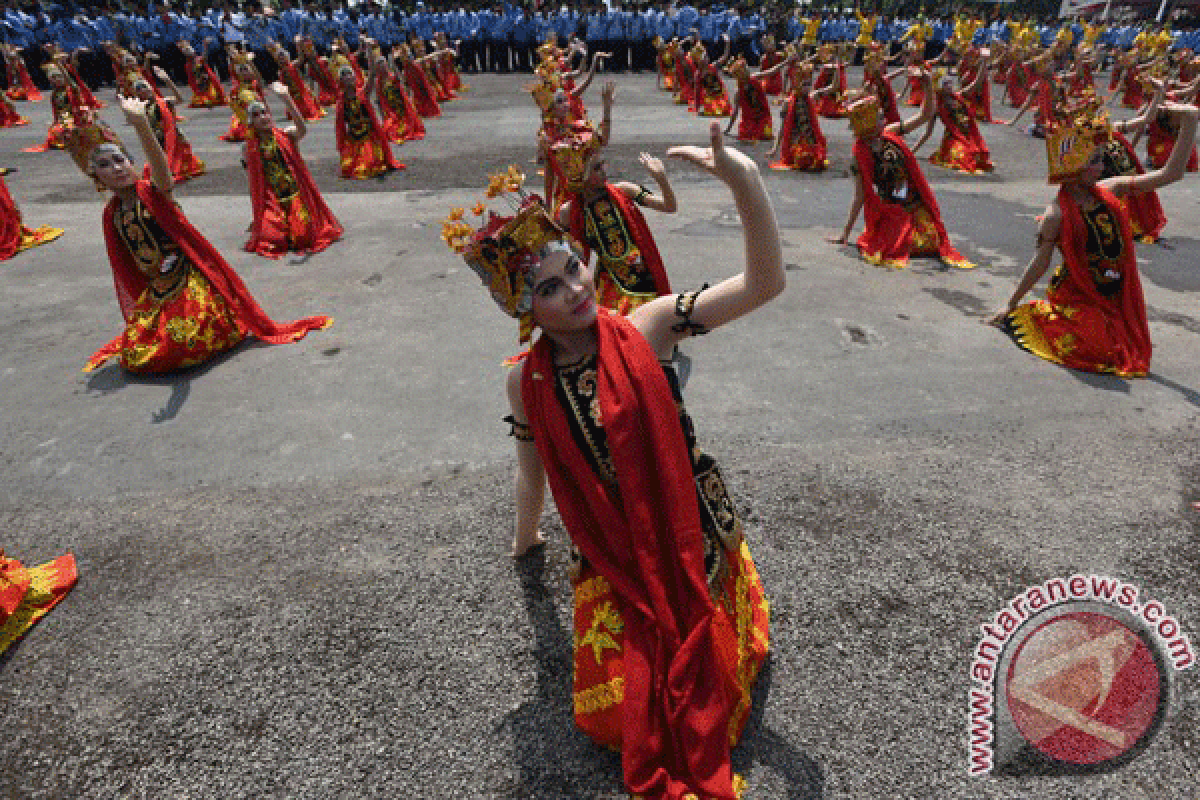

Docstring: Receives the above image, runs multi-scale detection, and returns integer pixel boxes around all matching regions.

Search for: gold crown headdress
[230,49,253,68]
[817,44,833,62]
[864,43,884,71]
[932,67,952,92]
[442,166,571,343]
[1045,100,1111,183]
[549,131,601,193]
[847,93,881,138]
[729,56,750,83]
[231,87,264,126]
[690,42,706,62]
[65,109,127,189]
[529,75,562,115]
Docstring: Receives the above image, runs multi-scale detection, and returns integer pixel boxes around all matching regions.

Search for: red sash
[103,180,331,343]
[522,311,736,800]
[334,87,403,172]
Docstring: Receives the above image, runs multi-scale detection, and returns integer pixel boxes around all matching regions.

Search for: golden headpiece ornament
[847,93,881,138]
[932,67,951,92]
[1045,100,1111,184]
[529,75,562,115]
[729,56,750,83]
[817,44,833,62]
[41,62,65,80]
[550,131,601,193]
[65,109,127,189]
[864,43,884,71]
[690,42,707,62]
[231,87,264,126]
[330,51,352,78]
[442,166,572,343]
[230,49,253,68]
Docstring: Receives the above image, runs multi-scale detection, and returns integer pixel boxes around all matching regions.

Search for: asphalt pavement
[2,72,1199,799]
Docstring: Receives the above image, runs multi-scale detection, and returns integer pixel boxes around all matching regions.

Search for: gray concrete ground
[2,73,1199,799]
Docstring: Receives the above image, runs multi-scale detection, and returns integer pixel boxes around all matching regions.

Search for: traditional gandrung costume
[0,171,63,260]
[769,62,828,172]
[728,58,773,143]
[70,114,332,373]
[848,95,973,269]
[1000,102,1152,377]
[443,175,768,799]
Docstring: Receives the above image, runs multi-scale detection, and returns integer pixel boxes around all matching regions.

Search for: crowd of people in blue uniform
[4,0,1200,87]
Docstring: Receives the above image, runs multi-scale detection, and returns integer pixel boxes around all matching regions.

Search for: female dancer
[71,101,331,374]
[828,71,975,269]
[2,45,40,102]
[22,62,83,153]
[0,169,63,260]
[449,122,777,800]
[692,36,732,117]
[724,55,789,142]
[812,44,848,118]
[335,60,404,179]
[374,50,425,143]
[296,36,339,108]
[862,44,904,128]
[1091,87,1169,243]
[912,66,994,174]
[267,40,325,121]
[220,48,265,143]
[178,39,226,108]
[394,43,442,119]
[134,71,206,183]
[989,102,1198,377]
[433,32,466,96]
[0,92,27,127]
[243,83,343,258]
[767,60,828,172]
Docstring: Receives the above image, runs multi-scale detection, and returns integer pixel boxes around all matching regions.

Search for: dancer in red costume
[959,46,993,123]
[812,44,848,118]
[296,36,339,108]
[0,91,27,127]
[72,100,331,374]
[768,60,828,171]
[1144,77,1200,172]
[653,36,677,91]
[242,83,343,259]
[554,142,677,314]
[373,49,425,143]
[445,123,776,800]
[539,81,613,211]
[133,72,205,182]
[45,46,101,109]
[266,40,324,121]
[0,548,76,657]
[675,36,697,109]
[411,38,453,103]
[989,101,1198,377]
[1091,86,1169,243]
[724,55,790,143]
[178,39,226,108]
[0,168,63,260]
[221,48,265,143]
[759,34,786,96]
[861,44,904,127]
[692,36,732,117]
[1002,46,1031,109]
[2,44,40,102]
[913,66,994,174]
[22,63,83,153]
[394,43,442,119]
[335,60,404,180]
[829,73,975,269]
[434,32,467,95]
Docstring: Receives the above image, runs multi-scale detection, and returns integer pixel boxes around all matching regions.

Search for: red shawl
[814,63,847,117]
[853,131,964,265]
[769,91,826,170]
[1006,61,1029,108]
[865,70,901,125]
[760,51,784,94]
[522,310,736,800]
[403,62,441,117]
[142,94,184,180]
[566,184,672,299]
[244,128,343,258]
[334,87,403,171]
[961,65,993,123]
[1054,185,1150,375]
[1109,131,1166,241]
[103,180,331,342]
[11,56,40,102]
[311,57,338,106]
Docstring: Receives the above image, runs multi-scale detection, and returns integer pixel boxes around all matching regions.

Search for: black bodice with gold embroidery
[343,95,371,141]
[145,100,166,146]
[1080,201,1125,297]
[582,196,656,295]
[256,133,299,201]
[871,137,917,209]
[50,87,73,124]
[114,197,191,299]
[382,82,406,113]
[943,96,970,133]
[787,93,814,142]
[553,353,743,590]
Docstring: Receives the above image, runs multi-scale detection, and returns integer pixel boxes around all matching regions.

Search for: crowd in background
[5,0,1200,89]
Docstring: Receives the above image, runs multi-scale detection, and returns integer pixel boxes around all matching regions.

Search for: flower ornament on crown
[442,166,572,343]
[1045,100,1111,184]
